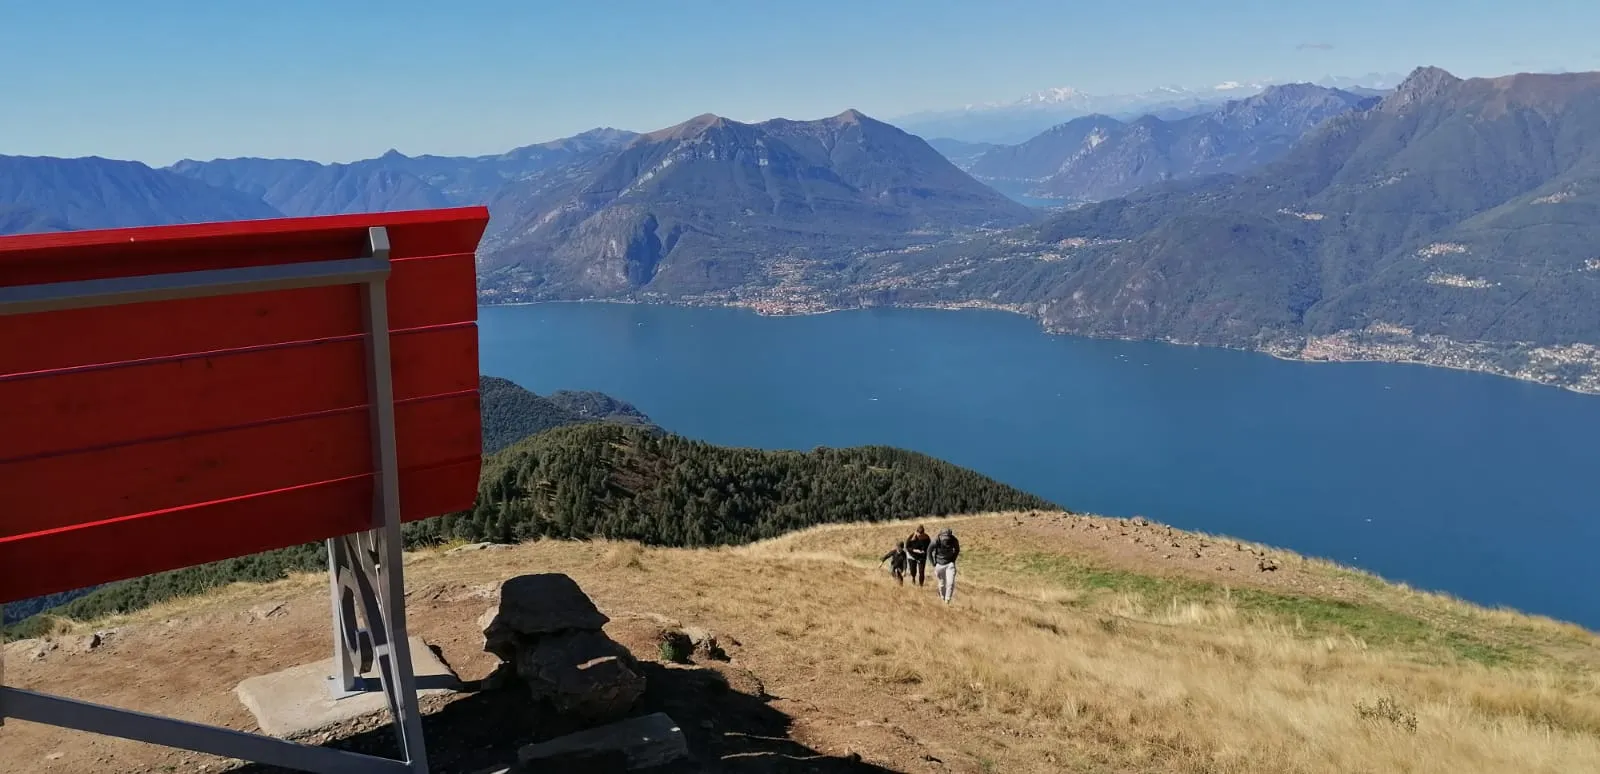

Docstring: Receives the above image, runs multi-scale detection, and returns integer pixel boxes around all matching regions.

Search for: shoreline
[479,297,1600,397]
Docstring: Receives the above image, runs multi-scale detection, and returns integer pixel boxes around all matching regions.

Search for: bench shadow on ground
[228,660,900,774]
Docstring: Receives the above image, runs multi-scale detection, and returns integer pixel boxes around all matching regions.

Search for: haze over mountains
[892,72,1404,144]
[963,83,1379,203]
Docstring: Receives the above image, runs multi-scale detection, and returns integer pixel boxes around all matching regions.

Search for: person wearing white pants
[928,528,961,603]
[934,560,957,603]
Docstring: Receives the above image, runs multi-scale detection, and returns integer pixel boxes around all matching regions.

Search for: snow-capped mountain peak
[1018,86,1086,105]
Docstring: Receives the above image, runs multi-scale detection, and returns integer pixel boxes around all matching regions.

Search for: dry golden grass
[722,514,1600,772]
[26,512,1600,774]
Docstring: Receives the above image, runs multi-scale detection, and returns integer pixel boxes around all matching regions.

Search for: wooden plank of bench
[1,391,481,539]
[1,323,477,462]
[0,208,489,285]
[0,458,479,604]
[0,252,476,374]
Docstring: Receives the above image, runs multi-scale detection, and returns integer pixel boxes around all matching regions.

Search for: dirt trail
[1,543,980,774]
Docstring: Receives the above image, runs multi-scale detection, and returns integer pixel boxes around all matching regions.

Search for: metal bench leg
[318,226,429,771]
[357,226,430,774]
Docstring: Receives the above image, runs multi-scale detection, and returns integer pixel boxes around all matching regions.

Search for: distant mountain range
[0,155,282,231]
[965,83,1378,203]
[474,109,1035,302]
[3,67,1595,393]
[166,128,640,217]
[846,67,1600,393]
[892,73,1403,144]
[0,129,644,237]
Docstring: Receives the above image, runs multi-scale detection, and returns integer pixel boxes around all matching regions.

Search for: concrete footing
[234,637,460,738]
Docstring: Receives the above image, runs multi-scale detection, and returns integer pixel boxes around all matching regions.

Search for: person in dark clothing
[929,528,961,603]
[905,526,931,586]
[879,541,909,585]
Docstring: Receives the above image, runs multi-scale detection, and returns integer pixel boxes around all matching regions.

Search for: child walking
[880,541,910,586]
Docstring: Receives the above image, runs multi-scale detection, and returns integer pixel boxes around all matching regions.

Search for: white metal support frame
[0,227,431,774]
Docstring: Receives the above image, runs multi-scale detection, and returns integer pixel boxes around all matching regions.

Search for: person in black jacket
[879,541,909,585]
[904,526,931,586]
[930,528,961,603]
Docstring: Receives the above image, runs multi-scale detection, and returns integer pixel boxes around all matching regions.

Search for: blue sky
[2,0,1593,165]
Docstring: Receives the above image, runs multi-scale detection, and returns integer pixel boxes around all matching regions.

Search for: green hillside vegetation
[3,420,1050,641]
[478,375,655,454]
[408,423,1054,547]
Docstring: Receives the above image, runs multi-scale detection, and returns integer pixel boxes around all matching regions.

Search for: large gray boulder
[515,630,645,723]
[481,573,644,725]
[484,573,611,660]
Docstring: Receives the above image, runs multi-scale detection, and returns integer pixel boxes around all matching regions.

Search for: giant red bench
[0,207,490,774]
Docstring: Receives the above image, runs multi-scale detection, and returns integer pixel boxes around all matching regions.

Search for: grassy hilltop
[5,512,1598,773]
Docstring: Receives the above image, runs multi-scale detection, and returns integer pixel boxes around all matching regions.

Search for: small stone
[447,542,515,554]
[1131,516,1149,527]
[251,602,288,621]
[683,626,730,661]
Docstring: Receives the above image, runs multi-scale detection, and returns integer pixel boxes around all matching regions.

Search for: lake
[479,302,1600,630]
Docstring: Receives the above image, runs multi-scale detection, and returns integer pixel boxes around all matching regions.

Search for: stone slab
[235,637,460,738]
[518,712,688,770]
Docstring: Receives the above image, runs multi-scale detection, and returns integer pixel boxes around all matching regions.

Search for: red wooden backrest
[0,208,489,604]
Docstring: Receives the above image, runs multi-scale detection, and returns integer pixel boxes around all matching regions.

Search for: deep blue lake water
[479,302,1600,630]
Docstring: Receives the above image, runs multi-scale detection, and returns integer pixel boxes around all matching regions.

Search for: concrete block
[235,637,460,738]
[518,712,688,770]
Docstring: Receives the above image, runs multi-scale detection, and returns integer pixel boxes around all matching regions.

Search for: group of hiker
[879,525,961,603]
